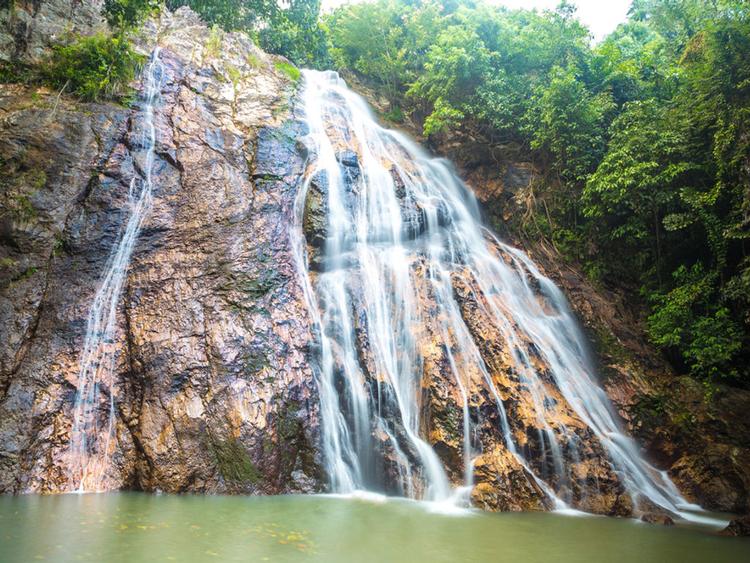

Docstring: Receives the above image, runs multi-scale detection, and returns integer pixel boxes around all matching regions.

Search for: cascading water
[68,48,164,492]
[293,69,703,520]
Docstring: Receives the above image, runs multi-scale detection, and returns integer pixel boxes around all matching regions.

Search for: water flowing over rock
[0,8,321,495]
[67,48,162,492]
[292,70,708,520]
[0,4,746,525]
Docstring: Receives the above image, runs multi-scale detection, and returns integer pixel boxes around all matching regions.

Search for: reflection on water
[0,494,747,562]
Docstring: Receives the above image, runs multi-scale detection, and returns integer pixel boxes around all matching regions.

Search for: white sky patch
[321,0,632,42]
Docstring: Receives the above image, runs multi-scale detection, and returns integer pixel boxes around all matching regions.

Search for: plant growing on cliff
[165,0,330,67]
[647,265,743,381]
[103,0,160,29]
[211,438,262,484]
[274,60,300,83]
[0,60,35,85]
[42,33,144,102]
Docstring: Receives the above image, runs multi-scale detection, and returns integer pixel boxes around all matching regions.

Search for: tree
[324,0,750,385]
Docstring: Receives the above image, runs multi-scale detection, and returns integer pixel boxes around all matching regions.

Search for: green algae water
[0,494,748,562]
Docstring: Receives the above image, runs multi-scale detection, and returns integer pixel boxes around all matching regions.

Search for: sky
[321,0,633,42]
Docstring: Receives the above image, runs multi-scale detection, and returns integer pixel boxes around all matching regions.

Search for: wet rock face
[303,170,329,251]
[406,95,750,515]
[426,258,635,516]
[0,8,322,494]
[0,83,130,492]
[721,515,750,536]
[302,149,363,271]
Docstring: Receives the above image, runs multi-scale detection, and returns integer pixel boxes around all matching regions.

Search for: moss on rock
[211,438,262,484]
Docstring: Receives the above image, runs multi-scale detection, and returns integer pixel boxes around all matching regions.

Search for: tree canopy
[165,0,330,67]
[324,0,750,386]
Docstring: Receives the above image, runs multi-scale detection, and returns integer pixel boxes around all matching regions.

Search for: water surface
[1,494,748,562]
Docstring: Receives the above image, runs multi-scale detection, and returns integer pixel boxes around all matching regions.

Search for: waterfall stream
[293,69,706,520]
[68,49,164,492]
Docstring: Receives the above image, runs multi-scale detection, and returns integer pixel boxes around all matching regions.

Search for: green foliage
[274,60,300,83]
[42,33,144,101]
[103,0,159,28]
[326,0,750,385]
[0,60,35,85]
[167,0,329,67]
[9,194,37,221]
[423,98,463,136]
[583,99,694,282]
[648,266,743,381]
[166,0,275,30]
[204,24,224,59]
[245,52,262,69]
[327,0,419,103]
[259,0,330,69]
[528,66,614,186]
[211,438,262,484]
[382,105,404,123]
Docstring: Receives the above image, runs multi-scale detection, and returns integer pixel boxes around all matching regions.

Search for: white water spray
[68,48,163,492]
[293,69,701,520]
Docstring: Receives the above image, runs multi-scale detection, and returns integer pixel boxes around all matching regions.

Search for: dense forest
[324,0,750,390]
[3,0,749,389]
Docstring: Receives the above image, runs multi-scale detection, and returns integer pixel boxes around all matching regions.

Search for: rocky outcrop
[0,8,321,493]
[721,515,750,536]
[0,0,106,63]
[422,129,750,515]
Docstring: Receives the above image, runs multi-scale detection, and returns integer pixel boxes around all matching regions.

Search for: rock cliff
[0,1,748,520]
[0,6,321,494]
[429,131,750,515]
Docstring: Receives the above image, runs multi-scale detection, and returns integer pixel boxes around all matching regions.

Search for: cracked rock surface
[0,8,321,494]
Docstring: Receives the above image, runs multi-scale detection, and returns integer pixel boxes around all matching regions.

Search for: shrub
[43,33,144,102]
[382,106,404,123]
[103,0,160,28]
[0,61,35,85]
[647,265,744,382]
[274,60,300,82]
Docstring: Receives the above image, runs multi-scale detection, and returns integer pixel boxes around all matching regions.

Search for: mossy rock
[237,269,280,299]
[211,438,262,484]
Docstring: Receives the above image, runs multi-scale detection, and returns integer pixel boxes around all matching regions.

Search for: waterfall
[293,69,699,519]
[68,48,164,492]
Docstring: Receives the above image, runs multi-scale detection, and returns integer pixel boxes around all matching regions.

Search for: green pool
[0,493,748,562]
